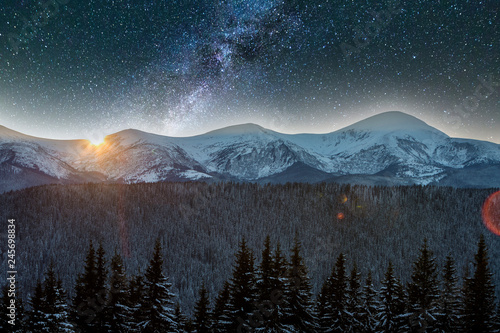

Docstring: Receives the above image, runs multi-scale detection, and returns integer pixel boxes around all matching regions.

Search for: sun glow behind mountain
[88,136,105,146]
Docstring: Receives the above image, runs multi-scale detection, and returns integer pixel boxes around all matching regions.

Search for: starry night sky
[0,0,499,143]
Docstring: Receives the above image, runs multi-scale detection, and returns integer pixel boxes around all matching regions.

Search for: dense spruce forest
[1,182,499,331]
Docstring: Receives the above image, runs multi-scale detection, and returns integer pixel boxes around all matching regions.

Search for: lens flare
[340,195,348,203]
[482,191,500,236]
[337,212,345,220]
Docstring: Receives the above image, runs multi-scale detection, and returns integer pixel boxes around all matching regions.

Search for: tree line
[1,182,499,330]
[2,235,499,332]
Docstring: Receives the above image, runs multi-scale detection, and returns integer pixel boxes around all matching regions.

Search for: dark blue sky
[0,0,499,143]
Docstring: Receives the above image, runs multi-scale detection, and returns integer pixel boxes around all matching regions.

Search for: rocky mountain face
[1,111,499,192]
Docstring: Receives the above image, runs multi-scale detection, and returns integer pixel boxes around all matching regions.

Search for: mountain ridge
[340,111,445,133]
[1,112,499,192]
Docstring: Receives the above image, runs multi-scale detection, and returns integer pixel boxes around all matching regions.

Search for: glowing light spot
[88,137,105,146]
[337,212,345,220]
[482,191,500,236]
[340,195,348,203]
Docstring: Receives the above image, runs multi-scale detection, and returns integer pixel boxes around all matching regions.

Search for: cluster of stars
[0,0,498,142]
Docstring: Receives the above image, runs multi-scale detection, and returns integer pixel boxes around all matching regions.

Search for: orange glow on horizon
[89,138,105,146]
[482,191,500,236]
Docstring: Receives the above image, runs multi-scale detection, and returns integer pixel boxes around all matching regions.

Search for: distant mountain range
[1,111,500,192]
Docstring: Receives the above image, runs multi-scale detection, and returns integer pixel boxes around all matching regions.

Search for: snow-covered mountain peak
[203,123,271,137]
[342,111,445,134]
[111,128,150,138]
[334,111,450,148]
[107,128,169,146]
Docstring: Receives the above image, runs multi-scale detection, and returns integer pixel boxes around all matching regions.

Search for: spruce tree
[284,234,315,332]
[228,237,257,332]
[212,281,231,332]
[318,252,349,332]
[435,255,461,332]
[28,280,46,332]
[139,238,177,332]
[127,274,145,331]
[407,239,439,331]
[256,235,273,303]
[254,235,274,331]
[359,272,379,333]
[317,278,331,331]
[462,235,496,332]
[173,303,188,332]
[28,265,74,333]
[106,251,129,332]
[377,261,407,333]
[94,243,108,331]
[72,240,104,332]
[194,283,211,333]
[43,264,69,332]
[346,263,363,332]
[52,280,75,333]
[329,253,349,332]
[262,241,289,332]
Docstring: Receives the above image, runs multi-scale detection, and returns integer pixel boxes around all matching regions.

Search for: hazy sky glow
[0,0,499,143]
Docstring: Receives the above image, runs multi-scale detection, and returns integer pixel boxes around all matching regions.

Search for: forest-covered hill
[1,182,499,316]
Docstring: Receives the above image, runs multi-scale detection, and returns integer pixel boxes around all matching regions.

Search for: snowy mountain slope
[263,112,447,181]
[1,112,499,192]
[100,124,327,181]
[278,112,500,183]
[73,129,211,183]
[173,124,326,178]
[0,126,107,191]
